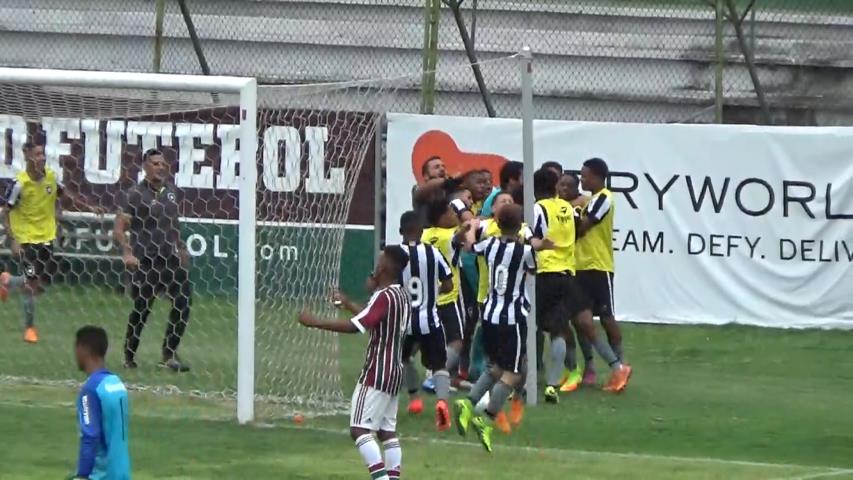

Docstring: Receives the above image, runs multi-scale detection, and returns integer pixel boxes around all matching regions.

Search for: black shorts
[482,322,527,374]
[402,325,447,372]
[576,270,615,318]
[20,243,57,281]
[131,256,191,299]
[438,301,465,343]
[536,272,585,334]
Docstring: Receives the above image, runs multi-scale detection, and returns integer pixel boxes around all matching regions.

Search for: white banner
[386,113,853,329]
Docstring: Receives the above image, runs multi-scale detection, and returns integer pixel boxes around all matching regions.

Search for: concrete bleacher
[0,0,851,124]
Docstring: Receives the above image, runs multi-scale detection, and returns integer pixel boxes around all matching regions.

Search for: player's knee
[377,430,397,442]
[502,371,522,386]
[350,427,370,442]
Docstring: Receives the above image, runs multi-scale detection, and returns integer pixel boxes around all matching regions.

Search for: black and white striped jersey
[400,241,453,335]
[473,237,537,326]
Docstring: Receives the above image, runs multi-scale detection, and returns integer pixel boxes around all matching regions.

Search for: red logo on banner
[411,130,508,185]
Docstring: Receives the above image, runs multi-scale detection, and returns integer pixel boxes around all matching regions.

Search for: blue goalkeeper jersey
[76,369,131,479]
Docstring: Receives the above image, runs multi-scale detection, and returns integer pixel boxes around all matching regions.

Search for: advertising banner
[0,108,376,295]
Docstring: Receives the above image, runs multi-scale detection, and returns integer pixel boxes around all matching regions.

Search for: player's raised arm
[333,290,363,315]
[298,310,361,334]
[59,181,105,216]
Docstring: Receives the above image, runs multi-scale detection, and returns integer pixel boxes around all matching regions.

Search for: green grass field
[2,284,853,479]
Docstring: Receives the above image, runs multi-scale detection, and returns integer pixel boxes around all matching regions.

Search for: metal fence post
[520,45,537,406]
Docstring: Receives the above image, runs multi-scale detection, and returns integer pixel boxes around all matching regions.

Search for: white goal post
[0,68,260,424]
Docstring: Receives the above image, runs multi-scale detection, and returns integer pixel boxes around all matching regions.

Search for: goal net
[0,54,524,422]
[0,69,395,421]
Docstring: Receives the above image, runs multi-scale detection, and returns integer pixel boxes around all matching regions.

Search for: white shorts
[350,383,399,432]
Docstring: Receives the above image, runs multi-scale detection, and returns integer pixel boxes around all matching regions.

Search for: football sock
[382,438,402,480]
[486,381,513,419]
[592,336,622,370]
[355,434,388,480]
[403,361,419,395]
[547,337,566,386]
[514,361,528,397]
[468,370,497,404]
[7,275,25,291]
[445,346,460,375]
[23,294,35,328]
[612,342,624,362]
[579,335,594,370]
[433,369,450,402]
[565,339,579,372]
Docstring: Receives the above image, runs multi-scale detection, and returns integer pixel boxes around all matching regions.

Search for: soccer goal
[0,67,390,423]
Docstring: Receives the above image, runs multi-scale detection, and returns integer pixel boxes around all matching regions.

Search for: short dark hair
[499,161,523,188]
[425,200,447,226]
[421,156,441,176]
[75,326,109,358]
[497,203,523,234]
[541,161,563,174]
[583,157,609,180]
[561,172,579,187]
[511,186,525,206]
[399,210,422,233]
[495,190,514,203]
[143,148,164,162]
[534,168,558,198]
[382,244,409,275]
[461,169,483,185]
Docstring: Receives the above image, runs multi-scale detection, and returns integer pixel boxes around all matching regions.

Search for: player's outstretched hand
[122,252,140,270]
[530,237,555,251]
[91,206,107,216]
[298,310,316,328]
[332,290,348,309]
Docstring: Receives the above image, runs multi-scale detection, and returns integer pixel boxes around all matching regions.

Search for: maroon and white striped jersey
[351,284,412,395]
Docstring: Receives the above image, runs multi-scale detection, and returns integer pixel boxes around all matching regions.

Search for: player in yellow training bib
[421,197,471,388]
[576,157,632,393]
[1,142,100,343]
[532,168,589,404]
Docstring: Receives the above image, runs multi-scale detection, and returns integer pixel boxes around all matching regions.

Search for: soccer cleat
[558,367,570,386]
[452,377,473,391]
[494,411,512,435]
[407,397,424,415]
[582,367,597,386]
[23,326,38,344]
[453,398,474,437]
[603,364,633,393]
[421,376,436,394]
[560,369,582,393]
[159,355,190,372]
[471,416,494,453]
[0,272,10,302]
[508,397,525,427]
[123,359,138,369]
[544,385,559,404]
[435,399,451,432]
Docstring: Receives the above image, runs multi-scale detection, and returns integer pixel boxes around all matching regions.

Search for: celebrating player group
[299,155,632,478]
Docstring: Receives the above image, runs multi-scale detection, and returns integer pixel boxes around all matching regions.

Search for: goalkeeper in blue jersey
[69,326,131,480]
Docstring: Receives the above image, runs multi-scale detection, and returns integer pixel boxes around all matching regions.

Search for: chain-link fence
[1,0,852,125]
